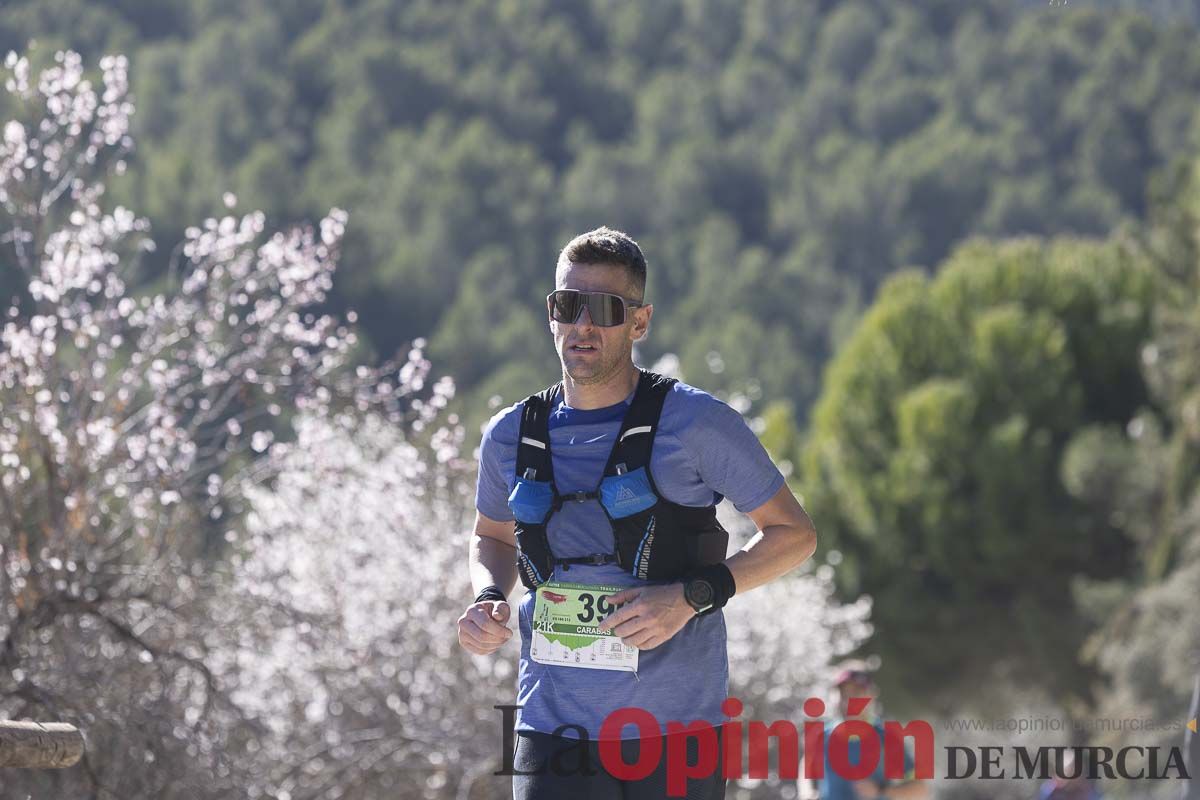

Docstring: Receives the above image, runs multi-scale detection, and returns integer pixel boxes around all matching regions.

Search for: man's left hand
[596,583,695,649]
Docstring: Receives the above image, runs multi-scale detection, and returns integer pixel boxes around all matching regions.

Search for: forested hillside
[2,0,1199,432]
[3,8,1200,796]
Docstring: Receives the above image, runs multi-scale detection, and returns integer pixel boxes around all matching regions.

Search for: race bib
[530,581,638,673]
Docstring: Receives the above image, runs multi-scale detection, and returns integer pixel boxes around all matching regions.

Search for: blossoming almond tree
[0,48,420,799]
[228,401,871,800]
[0,47,874,800]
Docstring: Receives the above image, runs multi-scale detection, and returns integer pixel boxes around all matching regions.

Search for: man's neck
[560,362,639,410]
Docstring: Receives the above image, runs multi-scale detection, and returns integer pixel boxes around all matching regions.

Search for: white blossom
[0,48,440,800]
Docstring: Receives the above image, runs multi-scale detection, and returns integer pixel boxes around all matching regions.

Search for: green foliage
[1078,151,1200,754]
[801,236,1155,710]
[3,0,1200,435]
[4,0,1200,746]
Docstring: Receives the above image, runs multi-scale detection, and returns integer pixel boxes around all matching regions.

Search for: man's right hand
[457,600,513,655]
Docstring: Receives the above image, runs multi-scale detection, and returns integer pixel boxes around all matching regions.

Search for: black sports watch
[683,577,715,614]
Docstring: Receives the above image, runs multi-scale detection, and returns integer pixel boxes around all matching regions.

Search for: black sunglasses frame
[546,289,646,327]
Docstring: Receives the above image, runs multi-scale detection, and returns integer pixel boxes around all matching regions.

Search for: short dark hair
[556,226,647,300]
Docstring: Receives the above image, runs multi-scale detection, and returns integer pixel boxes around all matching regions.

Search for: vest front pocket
[599,467,658,519]
[612,505,687,581]
[507,479,554,524]
[508,480,556,589]
[611,500,729,582]
[514,524,553,589]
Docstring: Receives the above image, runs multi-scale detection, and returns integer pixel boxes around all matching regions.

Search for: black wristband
[474,585,507,605]
[683,563,736,614]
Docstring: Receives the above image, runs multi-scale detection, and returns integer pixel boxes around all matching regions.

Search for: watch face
[687,579,714,609]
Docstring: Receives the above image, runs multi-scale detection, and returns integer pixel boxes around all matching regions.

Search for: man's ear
[633,304,652,342]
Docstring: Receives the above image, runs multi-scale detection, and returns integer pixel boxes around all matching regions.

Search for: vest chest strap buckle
[556,552,619,569]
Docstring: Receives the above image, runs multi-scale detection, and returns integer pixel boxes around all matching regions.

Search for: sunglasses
[546,289,645,327]
[834,669,873,687]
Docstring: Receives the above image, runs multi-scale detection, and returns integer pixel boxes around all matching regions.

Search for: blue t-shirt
[475,375,786,740]
[818,720,916,800]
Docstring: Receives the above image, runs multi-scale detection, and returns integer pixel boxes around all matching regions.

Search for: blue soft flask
[599,466,657,519]
[507,479,555,524]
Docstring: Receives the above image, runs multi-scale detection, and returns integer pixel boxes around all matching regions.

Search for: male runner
[457,226,817,799]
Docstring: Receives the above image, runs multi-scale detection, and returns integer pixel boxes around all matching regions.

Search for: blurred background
[0,1,1198,798]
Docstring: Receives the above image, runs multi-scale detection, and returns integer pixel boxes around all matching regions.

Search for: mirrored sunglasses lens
[550,291,581,323]
[585,294,622,326]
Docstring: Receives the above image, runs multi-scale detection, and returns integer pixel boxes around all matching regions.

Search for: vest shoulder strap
[603,368,676,476]
[515,380,561,482]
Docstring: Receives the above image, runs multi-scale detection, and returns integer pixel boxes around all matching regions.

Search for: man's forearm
[722,517,817,595]
[469,533,518,598]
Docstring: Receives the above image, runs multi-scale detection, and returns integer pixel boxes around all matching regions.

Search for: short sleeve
[681,396,786,513]
[474,409,517,522]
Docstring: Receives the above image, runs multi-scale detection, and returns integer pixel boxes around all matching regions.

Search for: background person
[805,661,929,800]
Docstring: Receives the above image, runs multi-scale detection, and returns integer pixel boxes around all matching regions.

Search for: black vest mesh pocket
[612,504,687,581]
[514,522,554,589]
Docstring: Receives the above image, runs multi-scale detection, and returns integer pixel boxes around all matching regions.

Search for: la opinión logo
[496,696,934,797]
[946,744,1189,780]
[494,700,1192,797]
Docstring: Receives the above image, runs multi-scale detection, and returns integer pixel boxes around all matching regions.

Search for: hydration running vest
[506,368,730,590]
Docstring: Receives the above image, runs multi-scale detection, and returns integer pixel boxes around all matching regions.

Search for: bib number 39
[577,592,615,623]
[530,581,638,673]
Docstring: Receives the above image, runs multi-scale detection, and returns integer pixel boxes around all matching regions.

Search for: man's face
[550,261,651,386]
[836,679,877,718]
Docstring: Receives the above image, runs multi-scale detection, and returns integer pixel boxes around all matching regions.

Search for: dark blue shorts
[512,728,727,800]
